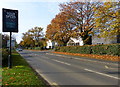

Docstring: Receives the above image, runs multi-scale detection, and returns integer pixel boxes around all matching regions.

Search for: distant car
[16,48,23,51]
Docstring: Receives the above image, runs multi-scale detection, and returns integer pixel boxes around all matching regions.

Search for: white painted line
[46,53,118,66]
[46,53,67,58]
[46,53,54,55]
[105,65,119,70]
[84,68,120,80]
[52,82,58,85]
[52,59,71,66]
[56,54,62,56]
[105,65,109,69]
[35,69,54,86]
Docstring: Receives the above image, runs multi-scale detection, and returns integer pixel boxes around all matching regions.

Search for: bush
[56,45,91,54]
[92,45,106,55]
[28,47,44,50]
[2,48,9,67]
[55,44,120,56]
[2,48,9,61]
[91,44,120,56]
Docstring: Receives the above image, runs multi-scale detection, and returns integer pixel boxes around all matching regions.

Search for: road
[19,50,119,86]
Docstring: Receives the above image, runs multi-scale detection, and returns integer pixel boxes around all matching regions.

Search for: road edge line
[19,53,53,87]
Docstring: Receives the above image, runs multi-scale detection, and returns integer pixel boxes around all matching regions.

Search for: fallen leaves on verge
[53,52,120,61]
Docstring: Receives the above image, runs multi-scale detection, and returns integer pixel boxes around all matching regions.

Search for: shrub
[55,44,120,56]
[91,45,107,55]
[30,47,44,50]
[2,48,9,61]
[2,48,9,67]
[91,44,120,56]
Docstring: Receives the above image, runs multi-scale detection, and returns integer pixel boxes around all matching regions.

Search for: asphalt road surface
[19,50,119,86]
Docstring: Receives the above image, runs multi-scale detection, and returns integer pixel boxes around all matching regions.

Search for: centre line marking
[46,53,118,66]
[84,68,120,80]
[52,59,71,66]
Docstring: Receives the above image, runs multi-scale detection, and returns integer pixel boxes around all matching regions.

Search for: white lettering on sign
[6,12,16,19]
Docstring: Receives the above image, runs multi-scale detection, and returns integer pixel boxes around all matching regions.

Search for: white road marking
[52,82,58,85]
[35,69,54,85]
[105,65,119,70]
[52,59,71,66]
[36,69,60,87]
[105,65,109,69]
[46,53,118,66]
[84,68,120,80]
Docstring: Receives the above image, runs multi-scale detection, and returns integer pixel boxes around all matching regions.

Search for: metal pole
[9,32,12,68]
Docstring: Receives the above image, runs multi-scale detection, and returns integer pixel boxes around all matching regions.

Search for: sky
[0,0,117,43]
[0,0,69,43]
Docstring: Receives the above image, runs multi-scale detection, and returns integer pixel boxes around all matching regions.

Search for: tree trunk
[82,35,92,45]
[63,43,67,46]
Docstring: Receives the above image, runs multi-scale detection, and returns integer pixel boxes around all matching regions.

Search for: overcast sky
[0,0,69,43]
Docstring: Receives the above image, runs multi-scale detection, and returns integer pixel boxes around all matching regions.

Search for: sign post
[2,8,18,68]
[9,32,12,68]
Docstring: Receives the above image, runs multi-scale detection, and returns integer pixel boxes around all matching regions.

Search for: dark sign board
[2,8,18,32]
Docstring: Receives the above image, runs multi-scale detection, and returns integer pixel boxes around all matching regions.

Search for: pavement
[19,50,120,87]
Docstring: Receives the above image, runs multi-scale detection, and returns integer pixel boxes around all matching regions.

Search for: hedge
[2,49,9,67]
[55,44,120,56]
[27,47,44,50]
[2,48,9,61]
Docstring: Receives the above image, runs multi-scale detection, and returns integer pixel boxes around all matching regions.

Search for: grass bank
[2,51,47,86]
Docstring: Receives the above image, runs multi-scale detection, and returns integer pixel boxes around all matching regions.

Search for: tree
[59,1,98,45]
[0,33,2,48]
[2,34,9,48]
[46,12,75,46]
[94,2,120,39]
[39,38,47,49]
[45,24,56,42]
[21,32,35,48]
[2,34,18,48]
[28,27,43,47]
[21,26,44,48]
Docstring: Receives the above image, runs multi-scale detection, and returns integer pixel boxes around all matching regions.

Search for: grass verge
[52,52,120,62]
[2,51,47,86]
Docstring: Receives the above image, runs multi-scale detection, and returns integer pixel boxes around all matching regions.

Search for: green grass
[2,51,47,86]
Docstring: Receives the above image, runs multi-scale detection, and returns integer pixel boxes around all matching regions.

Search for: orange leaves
[52,52,120,62]
[5,83,9,85]
[10,77,15,80]
[59,2,97,43]
[46,12,74,45]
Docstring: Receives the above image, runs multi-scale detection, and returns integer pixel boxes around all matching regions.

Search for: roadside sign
[2,8,18,32]
[2,8,18,68]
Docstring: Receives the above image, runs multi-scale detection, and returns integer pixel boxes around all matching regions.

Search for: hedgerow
[2,49,9,61]
[55,44,120,56]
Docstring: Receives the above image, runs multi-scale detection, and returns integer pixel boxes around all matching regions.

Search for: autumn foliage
[46,12,75,46]
[59,2,96,45]
[46,1,120,45]
[46,2,98,46]
[20,27,47,49]
[53,52,120,62]
[94,2,120,38]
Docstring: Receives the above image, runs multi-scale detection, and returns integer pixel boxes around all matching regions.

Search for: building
[92,35,120,45]
[46,40,57,49]
[46,35,120,48]
[67,35,120,46]
[67,37,84,46]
